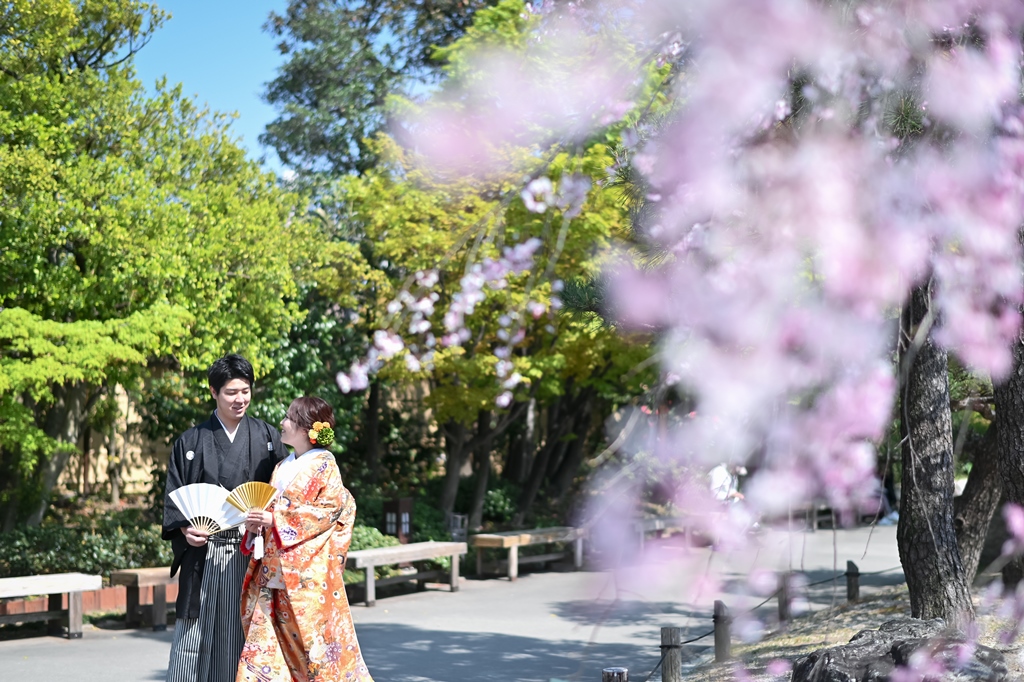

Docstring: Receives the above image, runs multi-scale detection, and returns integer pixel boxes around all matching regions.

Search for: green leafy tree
[271,0,662,528]
[320,123,654,522]
[262,0,498,176]
[259,0,493,481]
[258,0,664,527]
[0,0,313,527]
[252,285,367,453]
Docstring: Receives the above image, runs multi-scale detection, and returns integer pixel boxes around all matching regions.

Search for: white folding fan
[169,483,246,534]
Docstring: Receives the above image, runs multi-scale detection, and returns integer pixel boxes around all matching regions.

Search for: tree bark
[897,282,974,628]
[551,399,597,504]
[953,423,1000,585]
[440,421,467,515]
[364,380,382,484]
[107,423,121,506]
[80,427,92,495]
[996,324,1024,586]
[503,398,537,484]
[27,383,90,526]
[1,467,20,533]
[514,394,576,526]
[440,402,526,516]
[468,411,493,530]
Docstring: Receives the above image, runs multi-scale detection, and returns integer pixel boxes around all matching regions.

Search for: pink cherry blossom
[352,0,1024,660]
[1003,503,1024,557]
[522,177,554,213]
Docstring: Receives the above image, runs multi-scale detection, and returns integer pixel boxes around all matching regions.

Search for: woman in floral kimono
[236,396,373,682]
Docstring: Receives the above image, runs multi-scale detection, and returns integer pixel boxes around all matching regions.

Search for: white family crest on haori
[169,483,246,534]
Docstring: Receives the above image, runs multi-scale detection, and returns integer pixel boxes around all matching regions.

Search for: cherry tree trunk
[514,396,565,526]
[440,421,467,515]
[897,282,974,628]
[996,330,1024,586]
[504,399,537,485]
[953,424,1000,585]
[468,411,493,530]
[364,380,382,484]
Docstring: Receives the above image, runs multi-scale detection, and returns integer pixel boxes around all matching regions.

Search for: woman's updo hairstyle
[287,396,335,431]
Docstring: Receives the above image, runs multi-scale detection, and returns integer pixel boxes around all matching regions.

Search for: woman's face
[280,405,306,448]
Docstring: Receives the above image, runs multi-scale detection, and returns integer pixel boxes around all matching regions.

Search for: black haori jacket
[162,413,287,619]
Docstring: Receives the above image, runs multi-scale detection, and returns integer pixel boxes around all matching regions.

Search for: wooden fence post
[713,600,731,662]
[602,667,628,681]
[778,572,791,624]
[846,560,860,603]
[661,626,683,682]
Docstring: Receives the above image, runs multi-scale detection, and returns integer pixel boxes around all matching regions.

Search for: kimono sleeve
[273,457,345,550]
[162,434,191,541]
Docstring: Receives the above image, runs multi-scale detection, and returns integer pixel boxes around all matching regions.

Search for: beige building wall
[57,385,171,499]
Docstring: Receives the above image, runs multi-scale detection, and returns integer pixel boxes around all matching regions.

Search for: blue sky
[133,1,288,173]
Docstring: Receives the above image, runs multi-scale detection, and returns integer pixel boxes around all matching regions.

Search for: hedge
[1,511,404,582]
[0,512,172,579]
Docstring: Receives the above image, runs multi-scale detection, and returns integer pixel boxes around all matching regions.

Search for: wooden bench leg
[47,593,63,637]
[125,585,141,628]
[68,592,83,639]
[152,584,167,631]
[476,548,483,576]
[450,553,460,593]
[508,546,518,581]
[574,537,584,570]
[365,566,376,607]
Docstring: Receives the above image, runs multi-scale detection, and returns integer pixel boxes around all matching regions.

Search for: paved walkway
[0,526,904,682]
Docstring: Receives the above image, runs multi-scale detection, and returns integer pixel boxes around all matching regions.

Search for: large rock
[791,618,1008,682]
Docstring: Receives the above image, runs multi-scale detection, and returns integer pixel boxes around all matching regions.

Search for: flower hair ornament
[308,422,335,447]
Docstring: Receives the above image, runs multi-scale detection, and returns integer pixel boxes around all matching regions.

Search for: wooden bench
[796,503,882,530]
[110,567,177,631]
[470,526,584,581]
[346,541,467,607]
[0,572,102,638]
[634,516,686,550]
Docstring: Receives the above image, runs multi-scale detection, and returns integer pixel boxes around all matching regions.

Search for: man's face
[210,378,251,422]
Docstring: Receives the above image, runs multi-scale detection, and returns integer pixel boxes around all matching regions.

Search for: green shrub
[349,524,401,552]
[0,514,172,579]
[0,511,412,590]
[351,490,384,530]
[408,499,454,571]
[410,499,450,543]
[483,484,517,524]
[344,524,401,584]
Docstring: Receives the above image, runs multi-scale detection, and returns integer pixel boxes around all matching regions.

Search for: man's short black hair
[208,354,255,394]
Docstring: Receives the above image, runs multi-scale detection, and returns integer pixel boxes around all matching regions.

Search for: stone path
[0,525,905,682]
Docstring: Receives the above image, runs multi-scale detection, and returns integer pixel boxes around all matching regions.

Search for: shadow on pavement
[356,623,665,682]
[550,599,707,627]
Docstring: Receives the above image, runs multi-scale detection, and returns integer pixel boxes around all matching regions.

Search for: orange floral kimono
[236,450,373,682]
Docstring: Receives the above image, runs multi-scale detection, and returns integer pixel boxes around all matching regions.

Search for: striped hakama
[167,531,247,682]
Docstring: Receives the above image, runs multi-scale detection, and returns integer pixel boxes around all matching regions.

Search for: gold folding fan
[227,481,278,513]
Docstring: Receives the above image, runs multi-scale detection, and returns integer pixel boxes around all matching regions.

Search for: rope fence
[601,559,905,682]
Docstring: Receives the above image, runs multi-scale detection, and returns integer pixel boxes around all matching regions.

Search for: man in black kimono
[162,354,287,682]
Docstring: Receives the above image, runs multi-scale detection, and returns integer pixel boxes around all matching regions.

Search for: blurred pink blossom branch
[388,0,1024,662]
